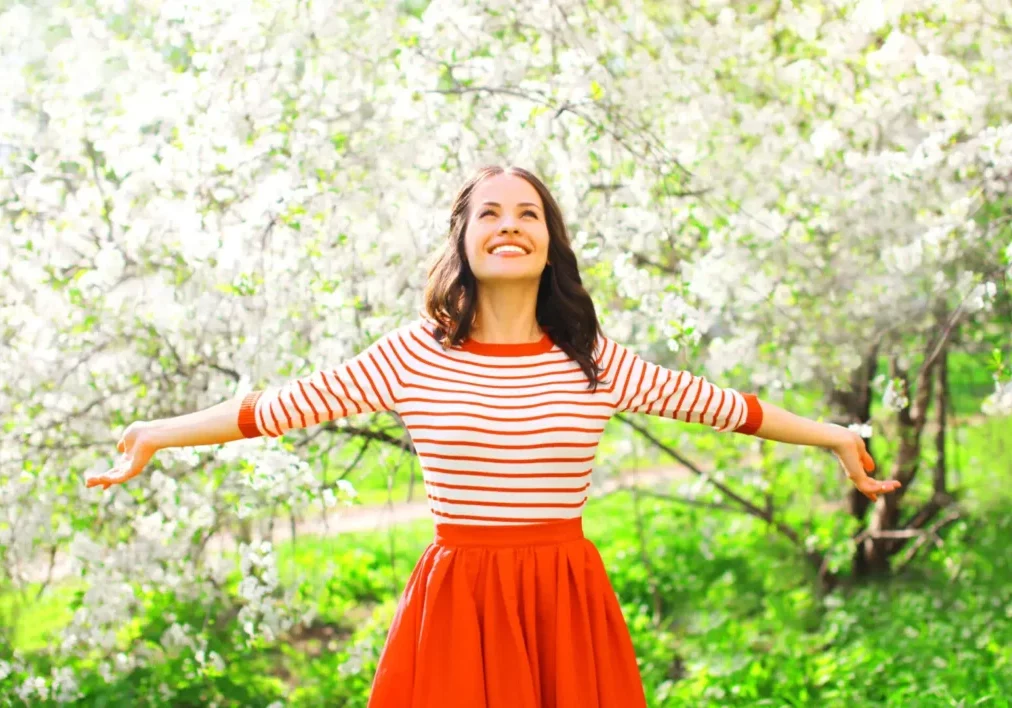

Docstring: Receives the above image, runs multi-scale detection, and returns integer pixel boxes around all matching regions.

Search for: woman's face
[463,173,550,284]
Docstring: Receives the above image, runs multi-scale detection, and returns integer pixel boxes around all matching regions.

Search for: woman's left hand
[830,428,903,502]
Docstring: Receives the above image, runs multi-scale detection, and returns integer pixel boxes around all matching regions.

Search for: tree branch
[311,421,415,454]
[614,414,806,549]
[621,487,748,514]
[894,507,963,573]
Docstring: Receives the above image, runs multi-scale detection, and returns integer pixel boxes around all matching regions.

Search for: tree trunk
[933,347,948,495]
[827,344,878,576]
[860,352,936,572]
[828,344,879,518]
[894,345,953,551]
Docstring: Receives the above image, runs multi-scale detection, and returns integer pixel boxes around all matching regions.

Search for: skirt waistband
[434,517,585,548]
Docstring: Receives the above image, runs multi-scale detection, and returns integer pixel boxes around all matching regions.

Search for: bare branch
[304,421,414,454]
[894,507,963,573]
[621,487,747,514]
[425,85,704,188]
[614,414,806,549]
[209,364,241,382]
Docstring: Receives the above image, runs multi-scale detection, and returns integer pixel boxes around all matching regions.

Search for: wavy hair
[422,165,605,390]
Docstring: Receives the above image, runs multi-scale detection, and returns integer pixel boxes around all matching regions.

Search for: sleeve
[603,336,763,434]
[237,329,402,439]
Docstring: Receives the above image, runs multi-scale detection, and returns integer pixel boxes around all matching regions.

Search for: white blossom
[982,379,1012,417]
[848,423,874,439]
[882,379,911,412]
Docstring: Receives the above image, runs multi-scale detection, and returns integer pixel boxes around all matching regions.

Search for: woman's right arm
[86,324,408,490]
[85,397,247,489]
[150,396,246,448]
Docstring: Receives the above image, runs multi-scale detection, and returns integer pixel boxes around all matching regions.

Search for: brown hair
[422,165,605,390]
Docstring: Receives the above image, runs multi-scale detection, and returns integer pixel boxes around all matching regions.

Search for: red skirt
[368,517,647,707]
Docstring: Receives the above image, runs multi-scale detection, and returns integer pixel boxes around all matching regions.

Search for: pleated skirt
[367,517,647,708]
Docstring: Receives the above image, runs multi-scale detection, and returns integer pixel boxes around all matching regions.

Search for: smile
[489,244,529,256]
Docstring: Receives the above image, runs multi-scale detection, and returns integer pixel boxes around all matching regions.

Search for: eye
[478,209,496,218]
[522,209,538,219]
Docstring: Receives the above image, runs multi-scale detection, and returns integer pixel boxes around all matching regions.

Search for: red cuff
[734,393,763,435]
[238,391,264,438]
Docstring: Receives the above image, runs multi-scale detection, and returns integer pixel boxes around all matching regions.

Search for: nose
[499,219,519,234]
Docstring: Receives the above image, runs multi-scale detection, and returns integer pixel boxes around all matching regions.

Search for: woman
[88,165,901,707]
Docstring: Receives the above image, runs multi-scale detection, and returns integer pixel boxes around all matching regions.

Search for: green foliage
[607,497,1011,707]
[0,583,80,654]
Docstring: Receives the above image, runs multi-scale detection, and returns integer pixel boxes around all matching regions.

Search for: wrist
[823,423,852,451]
[142,420,171,450]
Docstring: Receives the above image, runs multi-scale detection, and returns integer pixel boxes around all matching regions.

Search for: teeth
[491,245,526,255]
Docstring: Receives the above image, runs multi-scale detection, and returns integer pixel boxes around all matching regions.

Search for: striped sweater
[238,319,763,525]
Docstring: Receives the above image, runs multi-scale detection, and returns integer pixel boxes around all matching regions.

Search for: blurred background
[1,0,1010,705]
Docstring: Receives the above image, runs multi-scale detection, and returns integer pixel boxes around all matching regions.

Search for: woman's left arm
[754,398,901,501]
[601,336,902,502]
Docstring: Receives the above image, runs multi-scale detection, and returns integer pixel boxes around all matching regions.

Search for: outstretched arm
[87,327,405,489]
[753,399,900,501]
[600,335,900,501]
[86,398,247,489]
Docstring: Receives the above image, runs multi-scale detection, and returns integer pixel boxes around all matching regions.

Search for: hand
[86,421,160,490]
[830,428,902,502]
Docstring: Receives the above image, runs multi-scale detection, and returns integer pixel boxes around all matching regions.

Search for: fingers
[87,474,129,490]
[95,434,130,488]
[860,447,875,472]
[859,477,903,501]
[86,472,118,489]
[86,456,134,490]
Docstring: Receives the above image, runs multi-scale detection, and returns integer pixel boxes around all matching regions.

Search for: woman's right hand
[86,421,161,490]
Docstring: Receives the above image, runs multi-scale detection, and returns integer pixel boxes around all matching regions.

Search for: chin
[476,268,544,283]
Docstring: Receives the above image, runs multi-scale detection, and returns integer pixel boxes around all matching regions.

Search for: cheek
[536,230,551,255]
[462,227,479,258]
[462,227,486,266]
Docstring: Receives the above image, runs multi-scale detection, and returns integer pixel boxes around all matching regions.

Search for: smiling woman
[423,165,607,391]
[91,164,900,708]
[363,166,754,706]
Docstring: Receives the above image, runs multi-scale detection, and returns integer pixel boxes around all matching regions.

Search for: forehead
[471,173,543,208]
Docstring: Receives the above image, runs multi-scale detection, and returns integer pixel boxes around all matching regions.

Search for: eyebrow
[479,201,542,210]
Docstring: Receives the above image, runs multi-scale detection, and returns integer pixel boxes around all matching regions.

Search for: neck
[470,281,542,344]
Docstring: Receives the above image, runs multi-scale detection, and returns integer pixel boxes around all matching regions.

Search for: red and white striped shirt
[238,318,763,525]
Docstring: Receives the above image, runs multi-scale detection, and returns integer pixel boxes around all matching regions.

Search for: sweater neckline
[420,319,556,357]
[459,331,555,356]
